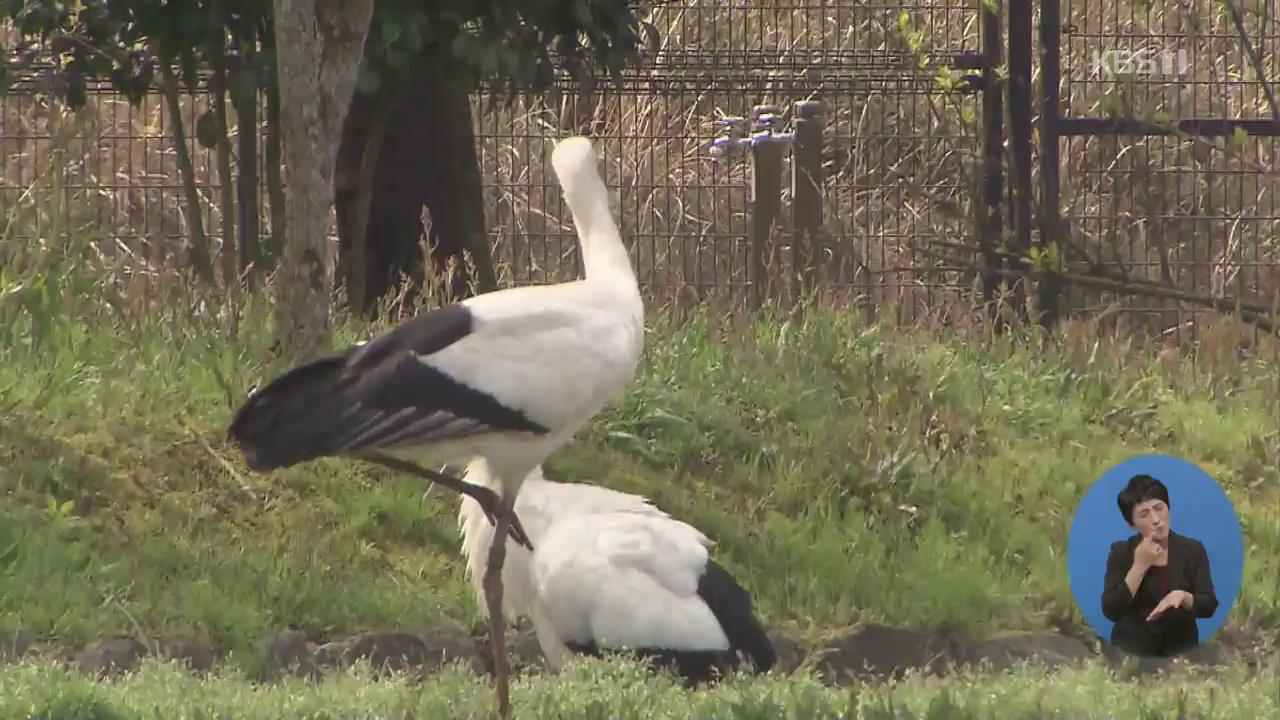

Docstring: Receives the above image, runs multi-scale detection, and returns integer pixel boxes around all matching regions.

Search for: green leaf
[253,50,277,87]
[180,46,199,93]
[402,22,424,55]
[380,16,402,48]
[195,109,220,149]
[354,62,381,95]
[65,70,86,109]
[227,65,257,112]
[572,0,593,27]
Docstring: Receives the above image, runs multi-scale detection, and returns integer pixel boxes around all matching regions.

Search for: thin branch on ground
[921,244,1278,335]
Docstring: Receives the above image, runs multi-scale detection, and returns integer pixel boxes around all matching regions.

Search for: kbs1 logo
[1089,47,1190,78]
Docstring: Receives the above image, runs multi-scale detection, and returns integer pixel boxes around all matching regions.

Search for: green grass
[1,656,1276,720]
[1,260,1278,702]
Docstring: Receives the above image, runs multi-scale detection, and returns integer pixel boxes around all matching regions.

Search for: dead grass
[2,0,1279,345]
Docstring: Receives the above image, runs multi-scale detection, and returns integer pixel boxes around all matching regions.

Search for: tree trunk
[270,0,374,359]
[334,79,402,317]
[335,64,497,318]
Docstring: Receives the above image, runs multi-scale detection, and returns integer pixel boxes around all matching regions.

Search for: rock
[0,627,35,664]
[340,631,432,676]
[1099,642,1175,678]
[148,637,216,673]
[313,637,355,669]
[766,631,806,674]
[75,637,148,679]
[815,623,960,684]
[509,628,546,671]
[1100,637,1244,675]
[417,628,489,676]
[258,629,318,683]
[960,632,1094,671]
[315,629,489,678]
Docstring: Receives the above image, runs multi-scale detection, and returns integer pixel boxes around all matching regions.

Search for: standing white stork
[454,458,777,685]
[226,136,644,718]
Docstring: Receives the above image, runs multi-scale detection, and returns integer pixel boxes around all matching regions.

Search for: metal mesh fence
[1053,0,1280,340]
[0,68,234,295]
[470,0,984,319]
[3,0,1279,338]
[0,1,986,325]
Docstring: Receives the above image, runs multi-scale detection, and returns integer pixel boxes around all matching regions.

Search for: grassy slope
[1,291,1277,688]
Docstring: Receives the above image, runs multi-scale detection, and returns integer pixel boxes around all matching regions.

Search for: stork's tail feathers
[226,353,352,471]
[697,559,777,675]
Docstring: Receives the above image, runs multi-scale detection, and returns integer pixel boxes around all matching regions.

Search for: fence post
[1038,0,1064,329]
[749,104,785,312]
[791,99,824,305]
[1007,0,1034,323]
[980,0,1006,326]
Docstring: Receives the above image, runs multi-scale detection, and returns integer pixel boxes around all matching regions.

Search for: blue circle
[1066,454,1245,649]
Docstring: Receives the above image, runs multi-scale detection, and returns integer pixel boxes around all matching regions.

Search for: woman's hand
[1134,536,1166,568]
[1147,590,1193,621]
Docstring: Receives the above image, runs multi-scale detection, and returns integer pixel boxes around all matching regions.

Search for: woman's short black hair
[1117,473,1171,524]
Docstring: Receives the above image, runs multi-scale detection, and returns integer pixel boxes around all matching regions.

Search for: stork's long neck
[557,146,642,319]
[576,211,633,284]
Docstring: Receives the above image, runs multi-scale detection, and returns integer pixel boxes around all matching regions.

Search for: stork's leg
[483,486,519,720]
[355,451,533,550]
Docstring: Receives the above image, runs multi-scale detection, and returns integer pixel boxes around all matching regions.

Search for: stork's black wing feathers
[695,558,776,674]
[227,304,551,471]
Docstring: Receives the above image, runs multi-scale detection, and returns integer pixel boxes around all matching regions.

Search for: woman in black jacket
[1100,473,1219,657]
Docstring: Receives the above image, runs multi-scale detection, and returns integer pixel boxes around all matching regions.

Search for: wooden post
[791,99,824,304]
[749,104,784,312]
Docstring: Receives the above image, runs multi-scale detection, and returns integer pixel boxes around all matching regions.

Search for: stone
[149,637,216,673]
[258,628,318,682]
[340,631,432,676]
[815,623,960,684]
[766,630,806,675]
[508,628,546,671]
[74,637,148,679]
[960,632,1094,671]
[315,628,489,678]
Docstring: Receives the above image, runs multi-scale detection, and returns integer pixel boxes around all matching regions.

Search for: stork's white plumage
[227,136,644,719]
[456,459,777,685]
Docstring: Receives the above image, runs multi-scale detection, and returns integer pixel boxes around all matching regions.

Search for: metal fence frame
[1026,0,1280,343]
[3,0,1279,342]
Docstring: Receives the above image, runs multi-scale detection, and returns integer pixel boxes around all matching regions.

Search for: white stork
[226,136,644,718]
[453,458,777,685]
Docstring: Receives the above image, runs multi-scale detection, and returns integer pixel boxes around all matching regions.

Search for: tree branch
[921,243,1278,334]
[1223,0,1280,123]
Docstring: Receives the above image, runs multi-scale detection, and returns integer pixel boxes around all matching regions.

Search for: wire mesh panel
[0,62,248,306]
[3,2,989,322]
[1056,0,1280,342]
[471,0,987,320]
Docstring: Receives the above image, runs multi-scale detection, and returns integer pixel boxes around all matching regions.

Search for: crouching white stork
[226,136,644,719]
[454,459,777,685]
